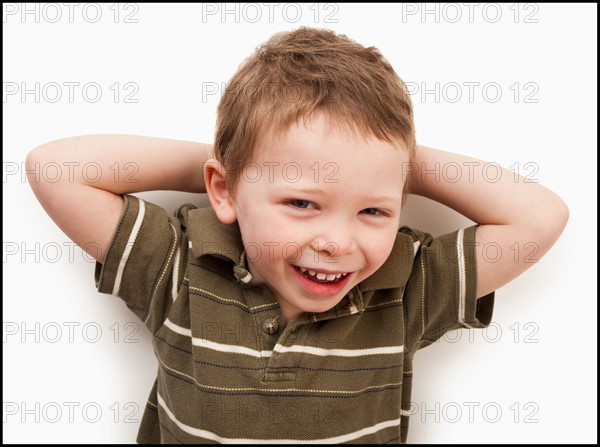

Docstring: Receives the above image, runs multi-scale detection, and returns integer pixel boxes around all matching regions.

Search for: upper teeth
[299,267,347,281]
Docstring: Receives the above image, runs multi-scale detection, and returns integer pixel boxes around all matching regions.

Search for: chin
[298,299,342,314]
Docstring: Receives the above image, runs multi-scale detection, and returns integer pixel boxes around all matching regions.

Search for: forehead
[257,112,405,152]
[251,113,410,190]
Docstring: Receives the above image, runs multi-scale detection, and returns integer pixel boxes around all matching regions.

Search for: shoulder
[399,224,479,258]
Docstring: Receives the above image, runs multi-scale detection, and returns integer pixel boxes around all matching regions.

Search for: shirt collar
[187,206,245,264]
[358,231,415,292]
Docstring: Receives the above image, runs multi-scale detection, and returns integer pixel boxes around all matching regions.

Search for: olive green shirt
[95,194,494,444]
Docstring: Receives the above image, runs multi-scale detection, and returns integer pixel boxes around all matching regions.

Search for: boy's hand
[26,135,213,263]
[406,145,569,298]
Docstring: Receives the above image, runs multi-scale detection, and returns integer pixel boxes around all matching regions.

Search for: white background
[3,3,597,444]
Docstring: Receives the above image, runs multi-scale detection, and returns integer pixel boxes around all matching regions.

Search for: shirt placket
[245,286,362,382]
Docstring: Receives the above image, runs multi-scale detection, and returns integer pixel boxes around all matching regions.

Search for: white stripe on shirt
[456,228,470,327]
[112,198,146,296]
[157,392,400,444]
[172,244,181,302]
[164,318,403,358]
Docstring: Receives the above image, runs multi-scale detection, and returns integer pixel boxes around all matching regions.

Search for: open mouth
[292,265,349,284]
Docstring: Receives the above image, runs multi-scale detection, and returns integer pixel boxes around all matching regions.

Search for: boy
[26,27,568,443]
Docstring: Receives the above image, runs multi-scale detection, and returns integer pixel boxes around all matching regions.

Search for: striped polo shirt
[94,194,495,444]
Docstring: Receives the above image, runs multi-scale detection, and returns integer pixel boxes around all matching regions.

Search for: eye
[287,200,317,209]
[361,208,384,216]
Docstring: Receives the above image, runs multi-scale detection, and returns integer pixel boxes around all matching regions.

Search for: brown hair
[214,27,416,194]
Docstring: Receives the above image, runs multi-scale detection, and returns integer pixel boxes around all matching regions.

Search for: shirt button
[262,318,279,335]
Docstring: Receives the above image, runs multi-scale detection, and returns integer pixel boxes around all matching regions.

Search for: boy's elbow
[26,144,50,169]
[25,143,60,192]
[25,147,41,186]
[557,197,569,230]
[549,193,569,237]
[25,146,46,187]
[534,193,569,253]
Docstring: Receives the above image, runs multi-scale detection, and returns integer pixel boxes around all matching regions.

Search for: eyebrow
[280,186,326,195]
[279,186,400,203]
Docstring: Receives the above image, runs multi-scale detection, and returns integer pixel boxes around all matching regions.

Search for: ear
[204,159,237,224]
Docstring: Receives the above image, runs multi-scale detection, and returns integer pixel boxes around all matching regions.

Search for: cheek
[362,229,398,268]
[237,213,301,263]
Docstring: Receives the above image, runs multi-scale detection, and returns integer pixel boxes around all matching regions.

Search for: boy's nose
[311,224,357,259]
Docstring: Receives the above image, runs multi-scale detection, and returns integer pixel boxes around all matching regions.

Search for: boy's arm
[26,135,212,263]
[406,145,569,299]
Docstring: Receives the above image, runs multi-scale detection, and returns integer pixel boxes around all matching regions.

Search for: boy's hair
[214,27,416,195]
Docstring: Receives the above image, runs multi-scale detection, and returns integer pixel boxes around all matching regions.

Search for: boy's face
[228,113,409,323]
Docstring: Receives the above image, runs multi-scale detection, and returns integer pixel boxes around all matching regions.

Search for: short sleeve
[401,225,495,352]
[94,194,192,335]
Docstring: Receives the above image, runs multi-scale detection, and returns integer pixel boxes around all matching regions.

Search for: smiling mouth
[292,265,349,284]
